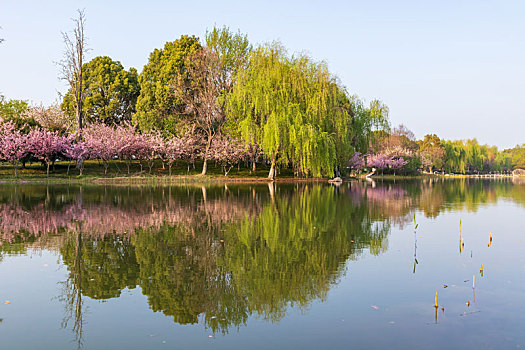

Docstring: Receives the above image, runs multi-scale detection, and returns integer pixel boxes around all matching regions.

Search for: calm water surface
[0,179,524,349]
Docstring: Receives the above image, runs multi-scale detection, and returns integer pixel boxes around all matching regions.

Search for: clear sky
[1,0,523,148]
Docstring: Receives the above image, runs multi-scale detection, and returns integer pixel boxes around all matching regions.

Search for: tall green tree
[442,140,467,173]
[509,145,525,169]
[350,97,391,154]
[172,27,251,175]
[227,43,354,179]
[418,134,445,173]
[133,35,201,132]
[61,56,140,125]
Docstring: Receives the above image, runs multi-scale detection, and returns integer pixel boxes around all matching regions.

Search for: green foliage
[205,26,251,91]
[441,139,513,174]
[204,25,252,129]
[61,56,140,125]
[505,144,525,170]
[0,96,29,119]
[134,36,202,132]
[368,99,391,132]
[344,96,391,157]
[401,156,422,174]
[227,43,355,178]
[43,184,390,333]
[220,186,389,321]
[418,134,445,172]
[61,234,139,299]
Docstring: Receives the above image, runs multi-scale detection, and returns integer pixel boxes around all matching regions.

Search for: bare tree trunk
[59,9,87,142]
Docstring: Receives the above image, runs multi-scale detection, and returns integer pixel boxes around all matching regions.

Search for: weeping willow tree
[345,95,391,157]
[441,139,511,174]
[227,43,354,179]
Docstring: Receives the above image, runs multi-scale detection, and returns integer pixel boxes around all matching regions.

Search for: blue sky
[1,0,524,148]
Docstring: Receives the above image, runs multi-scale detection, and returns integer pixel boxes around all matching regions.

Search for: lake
[0,178,524,349]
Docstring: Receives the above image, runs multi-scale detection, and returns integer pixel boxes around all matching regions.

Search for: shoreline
[0,173,520,185]
[0,174,328,185]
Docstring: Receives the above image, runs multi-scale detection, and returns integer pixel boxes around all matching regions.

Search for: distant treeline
[349,126,524,175]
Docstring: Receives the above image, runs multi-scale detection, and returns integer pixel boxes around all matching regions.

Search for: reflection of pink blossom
[0,190,262,244]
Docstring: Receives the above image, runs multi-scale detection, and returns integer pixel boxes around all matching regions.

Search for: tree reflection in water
[0,179,524,339]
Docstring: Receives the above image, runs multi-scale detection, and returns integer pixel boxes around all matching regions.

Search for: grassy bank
[2,160,514,185]
[0,160,328,184]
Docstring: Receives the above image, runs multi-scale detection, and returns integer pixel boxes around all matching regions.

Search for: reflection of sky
[1,187,525,349]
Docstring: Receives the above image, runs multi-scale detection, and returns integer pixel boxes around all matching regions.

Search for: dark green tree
[60,235,139,300]
[133,35,201,132]
[61,56,140,125]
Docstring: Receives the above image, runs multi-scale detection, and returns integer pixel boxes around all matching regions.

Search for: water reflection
[1,179,524,342]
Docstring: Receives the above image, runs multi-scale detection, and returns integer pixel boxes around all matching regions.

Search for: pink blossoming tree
[27,129,69,176]
[0,121,29,176]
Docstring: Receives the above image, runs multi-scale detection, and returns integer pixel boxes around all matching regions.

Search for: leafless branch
[57,9,88,139]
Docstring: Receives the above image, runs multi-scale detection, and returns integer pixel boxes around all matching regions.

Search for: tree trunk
[335,166,341,178]
[76,102,83,141]
[201,157,208,175]
[252,159,256,173]
[201,138,213,175]
[268,157,276,180]
[47,162,50,177]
